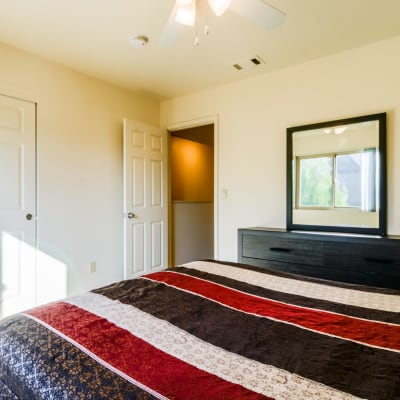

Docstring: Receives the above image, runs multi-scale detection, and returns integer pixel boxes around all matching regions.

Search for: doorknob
[26,213,33,221]
[127,212,135,219]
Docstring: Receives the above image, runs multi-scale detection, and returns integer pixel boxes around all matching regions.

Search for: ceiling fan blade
[229,0,285,31]
[159,3,185,47]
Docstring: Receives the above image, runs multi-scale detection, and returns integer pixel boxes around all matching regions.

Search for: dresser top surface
[239,227,400,243]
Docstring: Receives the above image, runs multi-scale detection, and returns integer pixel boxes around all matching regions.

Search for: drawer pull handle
[270,247,292,252]
[365,257,394,264]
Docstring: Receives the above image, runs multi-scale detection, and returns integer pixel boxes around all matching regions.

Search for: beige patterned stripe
[182,261,400,312]
[67,292,361,400]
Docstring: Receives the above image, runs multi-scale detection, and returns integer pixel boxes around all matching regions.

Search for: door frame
[167,115,219,267]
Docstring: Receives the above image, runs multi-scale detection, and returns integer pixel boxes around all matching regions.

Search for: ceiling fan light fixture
[208,0,232,16]
[175,0,196,26]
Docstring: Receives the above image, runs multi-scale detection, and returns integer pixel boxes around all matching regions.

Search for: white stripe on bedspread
[183,261,400,312]
[67,292,361,400]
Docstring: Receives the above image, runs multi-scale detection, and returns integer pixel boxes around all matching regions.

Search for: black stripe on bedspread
[174,265,400,324]
[94,273,400,400]
[0,314,158,400]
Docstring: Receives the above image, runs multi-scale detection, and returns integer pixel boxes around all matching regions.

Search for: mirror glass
[287,113,386,235]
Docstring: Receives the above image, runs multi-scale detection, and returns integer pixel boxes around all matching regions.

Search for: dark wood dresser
[238,227,400,289]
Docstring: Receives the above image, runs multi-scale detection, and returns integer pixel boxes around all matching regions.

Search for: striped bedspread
[0,260,399,399]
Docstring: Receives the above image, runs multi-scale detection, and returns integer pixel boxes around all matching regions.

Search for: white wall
[161,36,400,262]
[0,42,160,297]
[171,202,214,265]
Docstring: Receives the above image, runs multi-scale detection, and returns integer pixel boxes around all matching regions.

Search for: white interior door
[123,119,168,279]
[0,94,36,318]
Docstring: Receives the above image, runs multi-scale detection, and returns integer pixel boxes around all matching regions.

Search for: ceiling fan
[159,0,286,46]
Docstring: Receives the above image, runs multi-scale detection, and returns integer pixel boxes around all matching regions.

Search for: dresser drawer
[242,233,323,266]
[238,228,400,289]
[325,242,400,272]
[241,256,331,278]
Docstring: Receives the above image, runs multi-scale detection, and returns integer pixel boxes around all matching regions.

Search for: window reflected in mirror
[298,156,333,208]
[287,113,386,235]
[296,148,377,210]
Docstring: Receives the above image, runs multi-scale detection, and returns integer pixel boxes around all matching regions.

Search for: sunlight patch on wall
[0,232,67,318]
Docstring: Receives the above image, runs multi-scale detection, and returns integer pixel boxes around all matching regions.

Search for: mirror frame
[286,112,387,236]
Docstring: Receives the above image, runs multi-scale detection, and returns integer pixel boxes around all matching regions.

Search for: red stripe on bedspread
[27,302,272,400]
[144,271,400,351]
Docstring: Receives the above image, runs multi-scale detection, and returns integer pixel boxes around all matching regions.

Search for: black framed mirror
[287,113,387,236]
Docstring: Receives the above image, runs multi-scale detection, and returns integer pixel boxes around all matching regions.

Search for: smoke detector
[130,35,149,48]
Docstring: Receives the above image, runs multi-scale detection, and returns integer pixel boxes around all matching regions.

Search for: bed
[0,260,399,399]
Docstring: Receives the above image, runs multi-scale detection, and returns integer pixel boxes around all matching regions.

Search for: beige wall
[171,202,214,266]
[161,36,400,262]
[0,42,160,297]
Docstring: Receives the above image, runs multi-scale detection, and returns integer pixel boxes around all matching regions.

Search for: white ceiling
[1,0,400,101]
